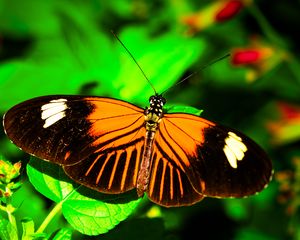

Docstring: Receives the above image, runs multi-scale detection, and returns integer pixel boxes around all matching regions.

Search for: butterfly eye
[161,96,166,105]
[149,96,156,103]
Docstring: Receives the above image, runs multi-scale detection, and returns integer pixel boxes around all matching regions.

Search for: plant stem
[5,188,18,238]
[248,1,300,85]
[7,206,17,231]
[286,57,300,85]
[36,201,63,234]
[247,2,286,48]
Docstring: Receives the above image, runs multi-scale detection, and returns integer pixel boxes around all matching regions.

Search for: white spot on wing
[41,99,67,128]
[223,132,248,169]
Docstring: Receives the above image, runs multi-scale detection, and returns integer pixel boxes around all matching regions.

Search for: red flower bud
[182,0,246,33]
[230,37,282,82]
[231,49,261,65]
[267,102,300,145]
[215,0,244,22]
[4,191,11,198]
[277,102,300,121]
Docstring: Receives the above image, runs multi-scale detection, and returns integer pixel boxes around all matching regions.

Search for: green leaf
[165,104,203,116]
[0,1,58,36]
[224,199,249,221]
[235,228,276,240]
[113,26,206,104]
[0,217,18,240]
[0,31,115,112]
[204,60,249,87]
[27,158,141,236]
[52,228,72,240]
[106,0,133,17]
[0,4,117,111]
[27,157,74,203]
[0,25,204,111]
[11,181,52,233]
[63,191,140,235]
[21,217,35,240]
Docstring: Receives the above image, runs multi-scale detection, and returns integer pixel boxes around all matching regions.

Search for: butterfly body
[3,94,272,207]
[137,95,166,196]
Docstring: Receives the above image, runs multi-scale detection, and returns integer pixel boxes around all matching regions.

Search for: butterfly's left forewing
[4,96,97,164]
[3,96,146,193]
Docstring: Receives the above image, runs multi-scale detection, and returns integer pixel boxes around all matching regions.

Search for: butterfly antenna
[161,53,231,96]
[111,30,157,95]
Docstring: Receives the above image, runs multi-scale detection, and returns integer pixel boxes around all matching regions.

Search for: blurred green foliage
[1,0,300,239]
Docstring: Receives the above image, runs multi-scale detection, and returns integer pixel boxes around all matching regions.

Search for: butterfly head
[144,95,166,130]
[148,95,166,116]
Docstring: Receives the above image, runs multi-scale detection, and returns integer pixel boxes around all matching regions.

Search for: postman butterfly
[2,35,272,207]
[3,92,272,207]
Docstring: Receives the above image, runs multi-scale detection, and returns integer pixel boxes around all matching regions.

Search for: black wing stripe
[90,98,144,113]
[64,137,145,193]
[148,152,158,197]
[96,152,113,185]
[175,168,184,198]
[121,148,132,190]
[152,141,199,200]
[169,163,174,200]
[88,112,142,121]
[147,152,204,207]
[87,115,145,152]
[159,159,167,201]
[147,154,179,202]
[85,153,102,177]
[108,150,123,189]
[67,115,144,164]
[157,121,187,171]
[85,137,144,184]
[86,114,143,152]
[90,114,143,134]
[164,117,204,142]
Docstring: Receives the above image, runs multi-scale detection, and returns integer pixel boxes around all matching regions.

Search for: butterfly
[3,92,272,207]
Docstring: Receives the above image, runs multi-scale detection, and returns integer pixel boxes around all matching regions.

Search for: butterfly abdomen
[136,95,166,196]
[136,130,155,196]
